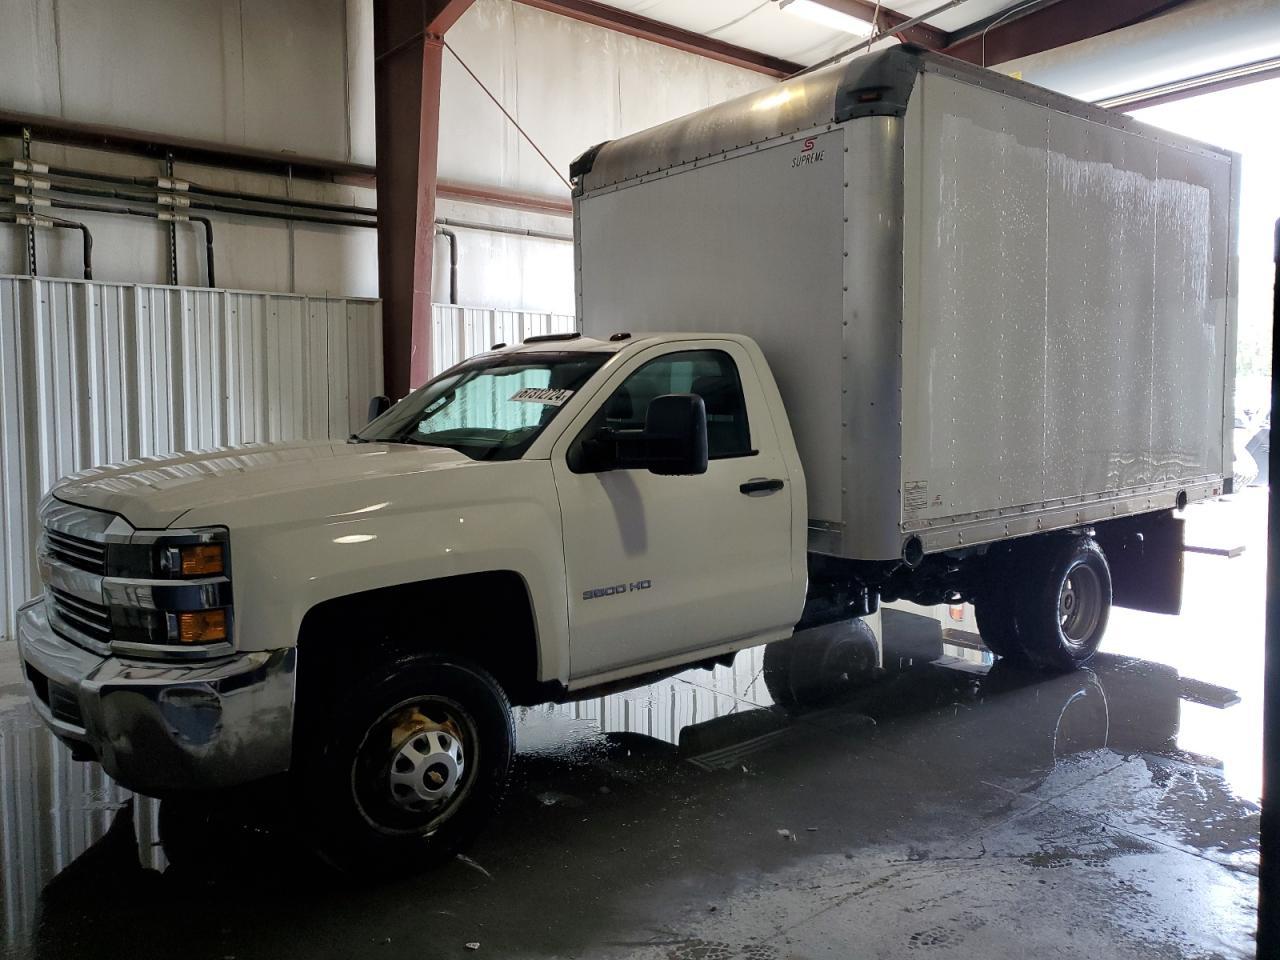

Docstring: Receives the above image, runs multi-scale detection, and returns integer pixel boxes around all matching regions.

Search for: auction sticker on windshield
[510,387,574,406]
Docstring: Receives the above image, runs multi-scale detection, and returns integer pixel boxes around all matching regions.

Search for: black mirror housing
[616,393,709,476]
[367,395,391,423]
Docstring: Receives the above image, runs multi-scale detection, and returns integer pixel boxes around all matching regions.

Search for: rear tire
[296,654,514,874]
[976,536,1112,672]
[975,552,1023,660]
[1014,536,1112,671]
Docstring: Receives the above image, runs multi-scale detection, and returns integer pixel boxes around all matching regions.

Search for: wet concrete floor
[0,489,1264,959]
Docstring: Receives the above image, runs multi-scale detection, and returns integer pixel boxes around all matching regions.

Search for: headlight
[107,530,229,580]
[102,527,234,651]
[110,606,231,646]
[160,543,225,577]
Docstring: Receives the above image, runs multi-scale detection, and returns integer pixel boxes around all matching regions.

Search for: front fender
[180,461,571,684]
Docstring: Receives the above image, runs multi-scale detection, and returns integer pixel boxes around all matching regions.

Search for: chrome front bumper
[16,597,296,796]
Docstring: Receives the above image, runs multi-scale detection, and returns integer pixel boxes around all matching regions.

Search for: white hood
[52,440,475,529]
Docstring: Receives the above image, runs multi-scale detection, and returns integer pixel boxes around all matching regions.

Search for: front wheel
[297,654,514,873]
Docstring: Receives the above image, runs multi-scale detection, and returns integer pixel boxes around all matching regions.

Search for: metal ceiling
[572,0,1026,66]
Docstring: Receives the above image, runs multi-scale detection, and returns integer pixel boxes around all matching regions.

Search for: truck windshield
[355,351,611,460]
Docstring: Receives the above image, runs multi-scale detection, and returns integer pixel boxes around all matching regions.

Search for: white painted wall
[0,0,378,297]
[435,1,771,314]
[0,0,773,310]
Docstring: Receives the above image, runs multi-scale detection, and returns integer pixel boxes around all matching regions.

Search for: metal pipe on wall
[7,164,578,245]
[45,216,93,281]
[0,214,93,280]
[429,218,574,308]
[7,169,576,294]
[38,164,378,217]
[185,196,374,229]
[434,216,572,243]
[190,216,215,288]
[436,227,458,305]
[51,198,215,288]
[4,174,375,288]
[16,175,376,229]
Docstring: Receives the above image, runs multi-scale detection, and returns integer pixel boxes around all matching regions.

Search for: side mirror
[616,394,709,476]
[367,395,391,423]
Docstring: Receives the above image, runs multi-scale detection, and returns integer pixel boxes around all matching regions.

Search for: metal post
[373,0,475,399]
[22,127,36,276]
[165,153,177,286]
[1261,217,1280,956]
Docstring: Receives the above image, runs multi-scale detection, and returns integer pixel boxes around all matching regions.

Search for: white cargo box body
[573,47,1238,562]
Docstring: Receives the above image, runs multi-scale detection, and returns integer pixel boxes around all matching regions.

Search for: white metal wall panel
[0,276,382,642]
[430,304,575,377]
[440,0,770,202]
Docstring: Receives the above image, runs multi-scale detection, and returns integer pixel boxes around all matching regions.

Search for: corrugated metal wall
[0,276,383,641]
[431,303,576,376]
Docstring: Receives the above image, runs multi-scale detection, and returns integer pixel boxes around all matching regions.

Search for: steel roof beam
[942,0,1193,67]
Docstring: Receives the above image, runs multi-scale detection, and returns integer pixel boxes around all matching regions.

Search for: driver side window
[593,349,753,459]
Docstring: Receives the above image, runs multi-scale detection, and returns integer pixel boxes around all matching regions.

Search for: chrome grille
[45,528,108,575]
[50,588,113,643]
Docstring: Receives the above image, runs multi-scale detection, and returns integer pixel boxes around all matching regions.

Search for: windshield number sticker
[510,387,574,406]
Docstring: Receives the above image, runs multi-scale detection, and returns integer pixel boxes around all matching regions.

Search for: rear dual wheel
[976,535,1112,672]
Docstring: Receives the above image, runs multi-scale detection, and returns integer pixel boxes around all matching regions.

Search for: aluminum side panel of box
[578,129,849,526]
[899,71,1233,539]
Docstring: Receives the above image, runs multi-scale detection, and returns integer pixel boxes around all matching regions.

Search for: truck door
[551,341,797,680]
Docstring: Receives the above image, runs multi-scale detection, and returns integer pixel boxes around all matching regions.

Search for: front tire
[297,654,514,873]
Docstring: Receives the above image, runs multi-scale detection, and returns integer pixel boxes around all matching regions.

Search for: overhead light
[778,0,874,36]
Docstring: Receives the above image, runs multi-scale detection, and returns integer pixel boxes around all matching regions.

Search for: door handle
[740,478,784,496]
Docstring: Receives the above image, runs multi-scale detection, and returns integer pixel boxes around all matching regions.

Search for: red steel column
[374,0,474,398]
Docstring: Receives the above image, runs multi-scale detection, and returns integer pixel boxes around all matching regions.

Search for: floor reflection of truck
[18,47,1236,870]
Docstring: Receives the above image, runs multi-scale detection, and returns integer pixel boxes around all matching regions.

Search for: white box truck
[573,43,1237,656]
[17,46,1236,870]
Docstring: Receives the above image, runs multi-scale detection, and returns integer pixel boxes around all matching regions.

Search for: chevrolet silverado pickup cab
[19,333,814,866]
[19,46,1236,869]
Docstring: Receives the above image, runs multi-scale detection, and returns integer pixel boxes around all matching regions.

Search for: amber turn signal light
[180,543,224,576]
[177,609,228,643]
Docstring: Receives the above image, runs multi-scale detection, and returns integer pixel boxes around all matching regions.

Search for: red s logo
[801,138,816,153]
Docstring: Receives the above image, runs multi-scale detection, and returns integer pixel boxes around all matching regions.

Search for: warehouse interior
[0,0,1278,957]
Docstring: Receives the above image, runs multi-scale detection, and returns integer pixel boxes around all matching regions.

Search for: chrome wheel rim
[352,696,478,834]
[1059,564,1103,648]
